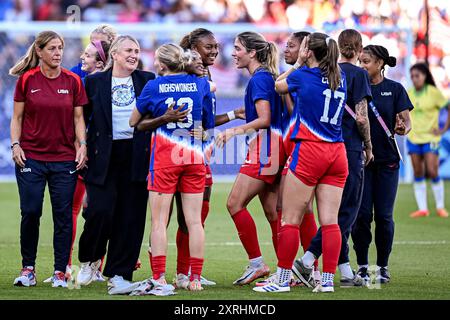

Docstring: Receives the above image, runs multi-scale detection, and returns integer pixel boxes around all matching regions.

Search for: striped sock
[322,272,334,285]
[276,266,291,284]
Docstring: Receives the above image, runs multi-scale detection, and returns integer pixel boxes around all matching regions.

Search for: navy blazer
[83,69,155,186]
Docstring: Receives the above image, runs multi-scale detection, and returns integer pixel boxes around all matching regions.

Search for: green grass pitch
[0,181,449,300]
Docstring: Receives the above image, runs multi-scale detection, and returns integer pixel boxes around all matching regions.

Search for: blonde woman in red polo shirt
[9,31,88,288]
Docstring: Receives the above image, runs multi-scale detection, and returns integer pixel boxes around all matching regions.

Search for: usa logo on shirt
[58,89,69,94]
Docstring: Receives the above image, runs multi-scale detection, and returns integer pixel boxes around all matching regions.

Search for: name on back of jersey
[321,77,345,89]
[159,82,198,93]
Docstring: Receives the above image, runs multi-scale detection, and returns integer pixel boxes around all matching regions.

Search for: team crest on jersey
[112,84,135,107]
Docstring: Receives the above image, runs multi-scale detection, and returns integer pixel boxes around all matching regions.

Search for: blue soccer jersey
[137,74,214,169]
[287,67,347,142]
[244,68,283,167]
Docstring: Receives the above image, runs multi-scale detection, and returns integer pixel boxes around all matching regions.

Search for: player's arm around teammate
[130,44,213,291]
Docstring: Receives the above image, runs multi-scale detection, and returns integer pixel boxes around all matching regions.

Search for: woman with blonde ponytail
[215,31,284,286]
[10,31,88,289]
[129,43,215,292]
[255,32,348,294]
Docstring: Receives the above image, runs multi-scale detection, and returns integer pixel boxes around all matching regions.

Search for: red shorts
[205,164,213,187]
[289,141,348,188]
[240,163,282,184]
[148,164,206,193]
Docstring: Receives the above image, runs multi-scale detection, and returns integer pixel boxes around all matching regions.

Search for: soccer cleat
[188,279,204,291]
[51,271,68,288]
[107,275,140,295]
[437,208,449,218]
[375,267,390,284]
[233,264,270,286]
[253,280,290,293]
[255,273,277,287]
[200,275,216,286]
[174,273,190,290]
[77,259,102,286]
[340,270,364,288]
[356,267,371,286]
[409,209,429,218]
[312,281,334,293]
[292,258,315,288]
[13,267,36,287]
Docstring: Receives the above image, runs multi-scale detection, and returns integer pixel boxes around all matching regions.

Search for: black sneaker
[356,267,371,286]
[340,270,364,288]
[292,258,315,288]
[375,267,390,284]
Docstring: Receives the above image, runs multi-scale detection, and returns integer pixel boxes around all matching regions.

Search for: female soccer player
[130,43,214,291]
[352,45,413,284]
[407,63,449,218]
[254,32,348,294]
[255,31,321,288]
[293,29,373,288]
[10,31,88,288]
[215,31,283,286]
[172,28,245,288]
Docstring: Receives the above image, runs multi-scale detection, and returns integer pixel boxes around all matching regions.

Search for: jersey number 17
[320,89,345,125]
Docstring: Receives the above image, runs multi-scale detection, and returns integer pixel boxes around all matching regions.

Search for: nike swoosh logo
[31,89,41,93]
[69,170,77,174]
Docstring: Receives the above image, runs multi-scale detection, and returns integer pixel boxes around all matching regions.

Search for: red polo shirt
[14,66,88,162]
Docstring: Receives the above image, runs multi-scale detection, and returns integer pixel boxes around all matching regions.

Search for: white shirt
[111,76,135,140]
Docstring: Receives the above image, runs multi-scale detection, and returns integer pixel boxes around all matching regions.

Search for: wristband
[227,110,236,121]
[10,141,20,149]
[79,140,87,146]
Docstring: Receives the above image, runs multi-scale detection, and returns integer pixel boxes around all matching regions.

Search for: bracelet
[10,141,20,149]
[227,110,236,121]
[79,140,87,146]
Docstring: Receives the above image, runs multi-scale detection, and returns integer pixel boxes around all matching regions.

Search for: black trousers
[78,139,148,281]
[16,158,77,272]
[352,161,399,267]
[307,150,365,264]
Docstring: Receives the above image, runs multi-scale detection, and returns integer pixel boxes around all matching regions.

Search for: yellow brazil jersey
[407,84,448,144]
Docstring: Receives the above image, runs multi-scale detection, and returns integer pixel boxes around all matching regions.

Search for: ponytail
[265,42,279,77]
[9,31,64,77]
[309,33,341,91]
[156,43,193,73]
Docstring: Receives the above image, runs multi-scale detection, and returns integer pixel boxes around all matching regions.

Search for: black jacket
[83,69,155,186]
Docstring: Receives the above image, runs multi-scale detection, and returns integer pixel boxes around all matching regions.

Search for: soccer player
[10,31,88,288]
[352,45,413,284]
[172,28,245,288]
[215,31,283,285]
[254,32,348,293]
[293,29,373,288]
[255,31,321,288]
[407,63,449,218]
[130,43,214,291]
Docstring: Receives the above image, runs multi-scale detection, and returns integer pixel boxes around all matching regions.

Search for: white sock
[250,256,263,269]
[338,262,354,279]
[321,272,335,285]
[432,179,445,209]
[276,267,291,284]
[413,180,428,211]
[302,251,315,269]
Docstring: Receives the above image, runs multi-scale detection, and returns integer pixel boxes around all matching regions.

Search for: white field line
[0,240,448,248]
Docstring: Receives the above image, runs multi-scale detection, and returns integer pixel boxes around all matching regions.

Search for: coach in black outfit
[77,35,154,295]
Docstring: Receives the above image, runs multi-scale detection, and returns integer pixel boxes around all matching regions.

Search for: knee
[427,170,438,180]
[319,215,338,226]
[226,196,241,215]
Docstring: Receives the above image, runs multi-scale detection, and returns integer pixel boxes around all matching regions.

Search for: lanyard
[345,102,403,162]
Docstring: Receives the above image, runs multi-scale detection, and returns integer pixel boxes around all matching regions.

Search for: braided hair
[363,45,396,75]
